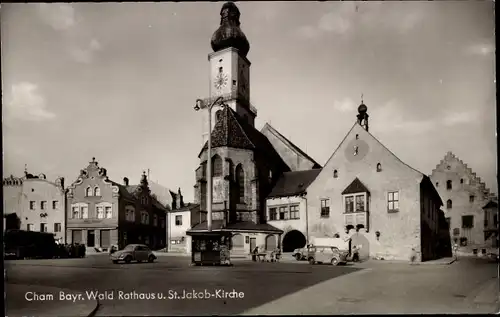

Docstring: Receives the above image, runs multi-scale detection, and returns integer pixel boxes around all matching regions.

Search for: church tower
[201,2,257,145]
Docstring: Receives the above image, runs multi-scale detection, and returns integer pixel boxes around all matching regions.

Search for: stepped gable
[198,106,287,169]
[431,151,494,198]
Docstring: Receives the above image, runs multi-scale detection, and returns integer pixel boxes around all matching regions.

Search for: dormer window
[376,163,382,172]
[333,170,338,178]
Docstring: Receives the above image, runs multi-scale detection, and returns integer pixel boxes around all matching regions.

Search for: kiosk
[188,231,232,266]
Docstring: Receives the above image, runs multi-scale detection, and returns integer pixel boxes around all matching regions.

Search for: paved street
[5,254,357,316]
[5,255,498,316]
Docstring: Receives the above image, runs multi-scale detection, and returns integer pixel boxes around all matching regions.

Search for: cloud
[5,82,56,122]
[68,38,102,64]
[442,112,477,126]
[373,99,435,135]
[37,4,101,64]
[464,43,495,56]
[296,2,425,39]
[333,98,356,113]
[38,4,76,31]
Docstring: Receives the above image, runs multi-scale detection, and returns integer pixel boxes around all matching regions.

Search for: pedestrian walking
[410,248,417,265]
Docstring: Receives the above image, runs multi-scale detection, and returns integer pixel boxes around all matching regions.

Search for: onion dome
[358,103,367,114]
[210,2,250,57]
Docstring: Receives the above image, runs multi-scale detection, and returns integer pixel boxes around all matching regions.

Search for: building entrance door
[250,237,256,253]
[87,230,95,247]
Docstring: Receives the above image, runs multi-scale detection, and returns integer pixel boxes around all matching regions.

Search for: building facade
[189,2,302,254]
[430,152,497,248]
[301,105,445,262]
[482,199,499,248]
[65,158,167,251]
[3,171,66,243]
[266,169,321,252]
[167,203,205,254]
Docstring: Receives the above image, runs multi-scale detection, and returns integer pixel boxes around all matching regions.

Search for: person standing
[410,248,417,265]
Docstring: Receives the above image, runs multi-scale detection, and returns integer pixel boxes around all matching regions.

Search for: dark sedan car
[110,244,156,264]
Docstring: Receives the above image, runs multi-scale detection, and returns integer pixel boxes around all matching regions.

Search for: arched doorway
[350,232,370,260]
[282,230,306,252]
[265,235,277,251]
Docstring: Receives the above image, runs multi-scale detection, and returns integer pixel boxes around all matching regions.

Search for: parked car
[307,245,348,266]
[110,244,156,264]
[292,248,308,261]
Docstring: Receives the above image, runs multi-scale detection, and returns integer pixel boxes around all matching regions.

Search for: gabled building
[65,158,167,252]
[303,104,446,262]
[3,170,66,243]
[430,152,497,248]
[266,169,321,252]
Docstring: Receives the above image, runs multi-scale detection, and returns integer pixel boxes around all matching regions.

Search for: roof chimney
[123,177,129,186]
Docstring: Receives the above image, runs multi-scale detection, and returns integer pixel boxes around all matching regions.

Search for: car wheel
[148,255,155,263]
[308,258,315,265]
[124,256,132,264]
[112,260,118,264]
[331,257,340,266]
[295,254,302,261]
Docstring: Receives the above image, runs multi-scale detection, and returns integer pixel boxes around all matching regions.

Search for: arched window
[436,182,439,187]
[346,225,354,233]
[86,187,92,196]
[447,199,452,209]
[212,155,223,177]
[94,186,101,196]
[376,163,382,172]
[215,110,222,123]
[236,164,245,203]
[356,224,365,232]
[446,180,452,190]
[333,170,338,178]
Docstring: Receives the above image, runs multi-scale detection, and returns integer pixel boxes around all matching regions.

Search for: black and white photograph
[2,1,498,316]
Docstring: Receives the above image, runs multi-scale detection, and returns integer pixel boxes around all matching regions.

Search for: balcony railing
[199,88,257,116]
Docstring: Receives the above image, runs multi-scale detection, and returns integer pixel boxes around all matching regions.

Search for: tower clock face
[214,73,228,90]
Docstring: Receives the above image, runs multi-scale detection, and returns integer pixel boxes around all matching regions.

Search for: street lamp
[194,96,226,232]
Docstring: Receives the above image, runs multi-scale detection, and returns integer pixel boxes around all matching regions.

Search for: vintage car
[292,248,308,261]
[110,244,156,264]
[307,245,348,266]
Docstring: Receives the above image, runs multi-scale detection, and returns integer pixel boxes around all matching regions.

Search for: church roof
[341,177,370,195]
[198,106,286,168]
[261,123,322,169]
[268,169,322,198]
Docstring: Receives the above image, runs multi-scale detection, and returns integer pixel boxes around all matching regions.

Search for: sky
[2,1,496,201]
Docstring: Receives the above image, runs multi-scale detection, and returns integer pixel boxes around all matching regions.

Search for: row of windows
[269,205,300,221]
[27,223,62,232]
[450,214,498,230]
[29,200,59,210]
[86,186,101,196]
[319,191,399,218]
[333,163,382,178]
[445,196,475,209]
[72,205,111,219]
[437,179,468,190]
[202,157,246,202]
[125,208,164,227]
